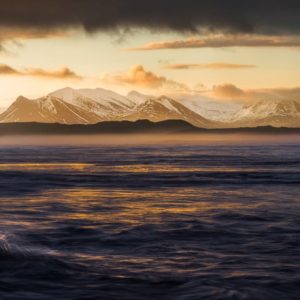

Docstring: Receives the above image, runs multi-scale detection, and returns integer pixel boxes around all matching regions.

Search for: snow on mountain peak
[49,87,76,103]
[49,87,136,115]
[2,87,300,128]
[233,99,300,121]
[127,90,151,106]
[171,93,242,121]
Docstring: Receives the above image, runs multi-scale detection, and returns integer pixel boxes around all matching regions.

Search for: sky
[1,0,300,107]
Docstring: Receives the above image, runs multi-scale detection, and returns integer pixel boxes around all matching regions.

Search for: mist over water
[0,137,299,299]
[1,133,300,146]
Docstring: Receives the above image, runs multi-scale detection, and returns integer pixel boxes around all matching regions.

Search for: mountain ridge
[1,87,300,128]
[230,99,300,128]
[1,120,300,136]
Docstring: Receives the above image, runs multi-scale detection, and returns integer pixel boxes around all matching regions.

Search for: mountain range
[1,87,300,128]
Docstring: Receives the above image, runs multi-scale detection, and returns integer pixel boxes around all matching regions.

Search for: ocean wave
[0,231,59,260]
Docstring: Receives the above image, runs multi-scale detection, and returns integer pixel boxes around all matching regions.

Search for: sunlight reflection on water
[0,143,299,299]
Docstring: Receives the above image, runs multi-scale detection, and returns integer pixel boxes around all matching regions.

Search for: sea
[0,134,299,300]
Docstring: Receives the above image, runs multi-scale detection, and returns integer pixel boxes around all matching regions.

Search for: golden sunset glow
[0,19,300,108]
[0,4,299,299]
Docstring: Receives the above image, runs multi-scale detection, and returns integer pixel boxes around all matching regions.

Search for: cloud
[23,67,82,79]
[211,84,300,103]
[2,2,300,54]
[102,65,188,91]
[0,64,82,79]
[1,1,300,37]
[0,27,70,53]
[0,28,68,41]
[0,64,19,75]
[128,35,300,51]
[164,63,256,70]
[212,84,248,101]
[0,28,73,57]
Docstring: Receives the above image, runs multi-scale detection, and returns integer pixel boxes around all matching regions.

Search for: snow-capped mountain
[49,87,136,119]
[0,96,102,124]
[0,88,219,127]
[231,99,300,127]
[0,87,140,124]
[172,94,241,121]
[127,90,151,106]
[125,96,217,128]
[1,87,300,128]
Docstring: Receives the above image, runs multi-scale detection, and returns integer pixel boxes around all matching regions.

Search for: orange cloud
[102,65,188,91]
[127,35,300,51]
[0,27,69,41]
[0,64,82,79]
[0,64,19,75]
[164,63,256,70]
[23,67,82,79]
[212,84,247,101]
[211,84,300,103]
[0,27,70,53]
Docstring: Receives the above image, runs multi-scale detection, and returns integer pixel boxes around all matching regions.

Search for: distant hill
[0,120,300,136]
[0,120,199,135]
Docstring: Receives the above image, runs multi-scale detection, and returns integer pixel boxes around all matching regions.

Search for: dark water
[0,143,299,299]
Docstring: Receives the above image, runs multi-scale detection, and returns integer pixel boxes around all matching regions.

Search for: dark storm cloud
[1,0,300,35]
